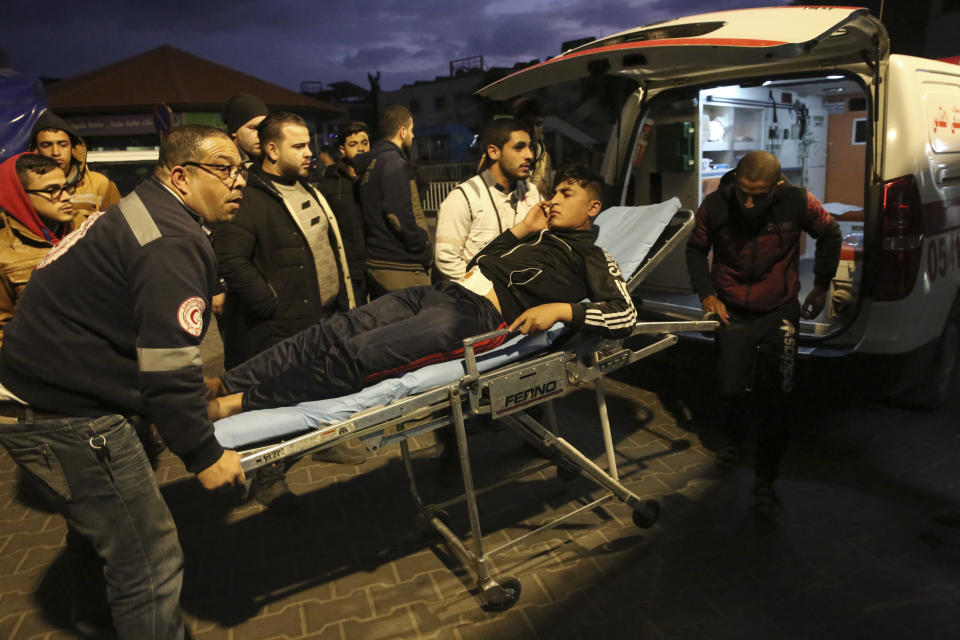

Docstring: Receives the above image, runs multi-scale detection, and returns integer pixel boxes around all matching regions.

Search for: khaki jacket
[70,168,121,224]
[0,211,53,346]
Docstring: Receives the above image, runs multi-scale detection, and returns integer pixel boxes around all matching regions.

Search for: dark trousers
[223,281,505,410]
[0,414,185,639]
[715,300,800,482]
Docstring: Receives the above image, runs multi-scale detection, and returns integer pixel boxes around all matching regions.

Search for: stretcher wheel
[480,577,521,611]
[632,499,661,529]
[557,464,580,482]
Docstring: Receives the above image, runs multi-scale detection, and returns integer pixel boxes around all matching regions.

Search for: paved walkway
[2,341,960,639]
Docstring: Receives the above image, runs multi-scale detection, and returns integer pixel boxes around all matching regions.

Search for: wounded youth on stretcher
[206,175,616,422]
[204,298,573,422]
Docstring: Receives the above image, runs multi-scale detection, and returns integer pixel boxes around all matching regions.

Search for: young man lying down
[208,164,636,419]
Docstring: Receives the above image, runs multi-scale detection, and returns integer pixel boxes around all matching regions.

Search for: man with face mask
[318,121,371,304]
[685,150,840,517]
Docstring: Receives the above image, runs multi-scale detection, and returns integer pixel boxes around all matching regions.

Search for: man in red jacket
[686,150,841,516]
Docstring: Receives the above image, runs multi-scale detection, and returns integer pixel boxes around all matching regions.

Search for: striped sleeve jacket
[471,226,637,339]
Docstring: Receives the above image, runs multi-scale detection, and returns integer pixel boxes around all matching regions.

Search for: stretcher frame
[235,208,716,610]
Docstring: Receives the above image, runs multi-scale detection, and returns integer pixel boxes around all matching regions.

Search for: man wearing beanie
[222,93,269,166]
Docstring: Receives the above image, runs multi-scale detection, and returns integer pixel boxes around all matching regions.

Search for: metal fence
[419,162,475,182]
[423,180,459,215]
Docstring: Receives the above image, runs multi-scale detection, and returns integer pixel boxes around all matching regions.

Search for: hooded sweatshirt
[685,171,841,312]
[0,153,66,345]
[30,111,121,222]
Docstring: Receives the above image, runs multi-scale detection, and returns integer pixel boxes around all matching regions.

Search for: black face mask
[734,187,774,221]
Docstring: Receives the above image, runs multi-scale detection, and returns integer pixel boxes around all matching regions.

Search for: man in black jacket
[355,105,432,297]
[319,121,370,304]
[208,164,636,418]
[215,112,357,364]
[0,125,246,639]
[222,93,269,167]
[214,112,364,483]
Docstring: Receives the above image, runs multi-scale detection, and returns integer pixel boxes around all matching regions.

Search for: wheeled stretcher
[213,198,718,610]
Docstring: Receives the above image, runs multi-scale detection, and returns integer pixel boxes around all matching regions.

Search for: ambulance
[478,6,960,407]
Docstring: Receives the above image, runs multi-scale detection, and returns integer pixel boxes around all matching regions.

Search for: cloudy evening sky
[2,0,791,92]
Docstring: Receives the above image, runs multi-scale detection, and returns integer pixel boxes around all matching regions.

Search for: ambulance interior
[627,75,867,339]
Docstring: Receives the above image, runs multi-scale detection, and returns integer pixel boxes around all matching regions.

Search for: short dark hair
[338,121,370,147]
[736,150,781,184]
[317,144,337,158]
[480,118,528,153]
[553,163,604,204]
[511,96,543,126]
[15,153,61,190]
[257,112,308,150]
[159,125,232,169]
[379,105,412,138]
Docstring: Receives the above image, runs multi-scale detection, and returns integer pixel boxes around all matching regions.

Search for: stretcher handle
[461,328,513,381]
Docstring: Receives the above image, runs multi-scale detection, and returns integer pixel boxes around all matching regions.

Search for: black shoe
[751,480,782,517]
[715,443,745,471]
[252,462,295,509]
[934,507,960,526]
[311,442,367,465]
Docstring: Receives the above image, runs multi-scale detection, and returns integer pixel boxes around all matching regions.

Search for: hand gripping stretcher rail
[213,198,718,611]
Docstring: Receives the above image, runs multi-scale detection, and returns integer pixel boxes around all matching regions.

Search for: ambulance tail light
[874,175,923,302]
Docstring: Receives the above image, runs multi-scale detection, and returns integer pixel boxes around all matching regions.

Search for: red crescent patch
[177,296,206,337]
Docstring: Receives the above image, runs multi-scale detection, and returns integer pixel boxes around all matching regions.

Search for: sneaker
[934,507,960,527]
[251,462,296,509]
[311,442,367,465]
[715,443,744,470]
[751,480,782,517]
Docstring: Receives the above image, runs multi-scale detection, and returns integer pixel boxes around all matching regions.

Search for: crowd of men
[0,90,843,638]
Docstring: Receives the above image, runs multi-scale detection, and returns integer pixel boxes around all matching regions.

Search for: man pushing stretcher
[208,164,637,419]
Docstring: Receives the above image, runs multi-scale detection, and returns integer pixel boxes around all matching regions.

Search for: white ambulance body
[479,6,960,406]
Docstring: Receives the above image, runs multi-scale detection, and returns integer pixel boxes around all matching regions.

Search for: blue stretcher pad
[213,198,682,449]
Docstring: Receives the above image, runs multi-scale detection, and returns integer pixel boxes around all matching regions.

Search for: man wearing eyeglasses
[29,110,121,227]
[0,125,247,639]
[685,150,841,517]
[0,153,77,345]
[214,112,364,498]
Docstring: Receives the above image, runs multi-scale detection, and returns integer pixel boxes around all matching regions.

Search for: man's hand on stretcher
[198,377,247,489]
[196,450,245,491]
[509,303,573,335]
[700,294,730,326]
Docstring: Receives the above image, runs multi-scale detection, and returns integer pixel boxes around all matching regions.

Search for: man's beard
[281,162,306,182]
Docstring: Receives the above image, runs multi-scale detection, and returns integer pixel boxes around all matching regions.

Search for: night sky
[2,0,790,92]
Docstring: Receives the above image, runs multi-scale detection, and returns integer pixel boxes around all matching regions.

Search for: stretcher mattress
[213,198,682,449]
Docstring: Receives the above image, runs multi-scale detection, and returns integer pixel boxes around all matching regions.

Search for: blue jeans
[0,413,184,639]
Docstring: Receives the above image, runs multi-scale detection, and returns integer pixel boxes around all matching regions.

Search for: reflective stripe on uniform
[118,192,162,246]
[137,346,202,372]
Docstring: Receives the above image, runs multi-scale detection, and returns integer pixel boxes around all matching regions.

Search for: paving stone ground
[2,338,960,639]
